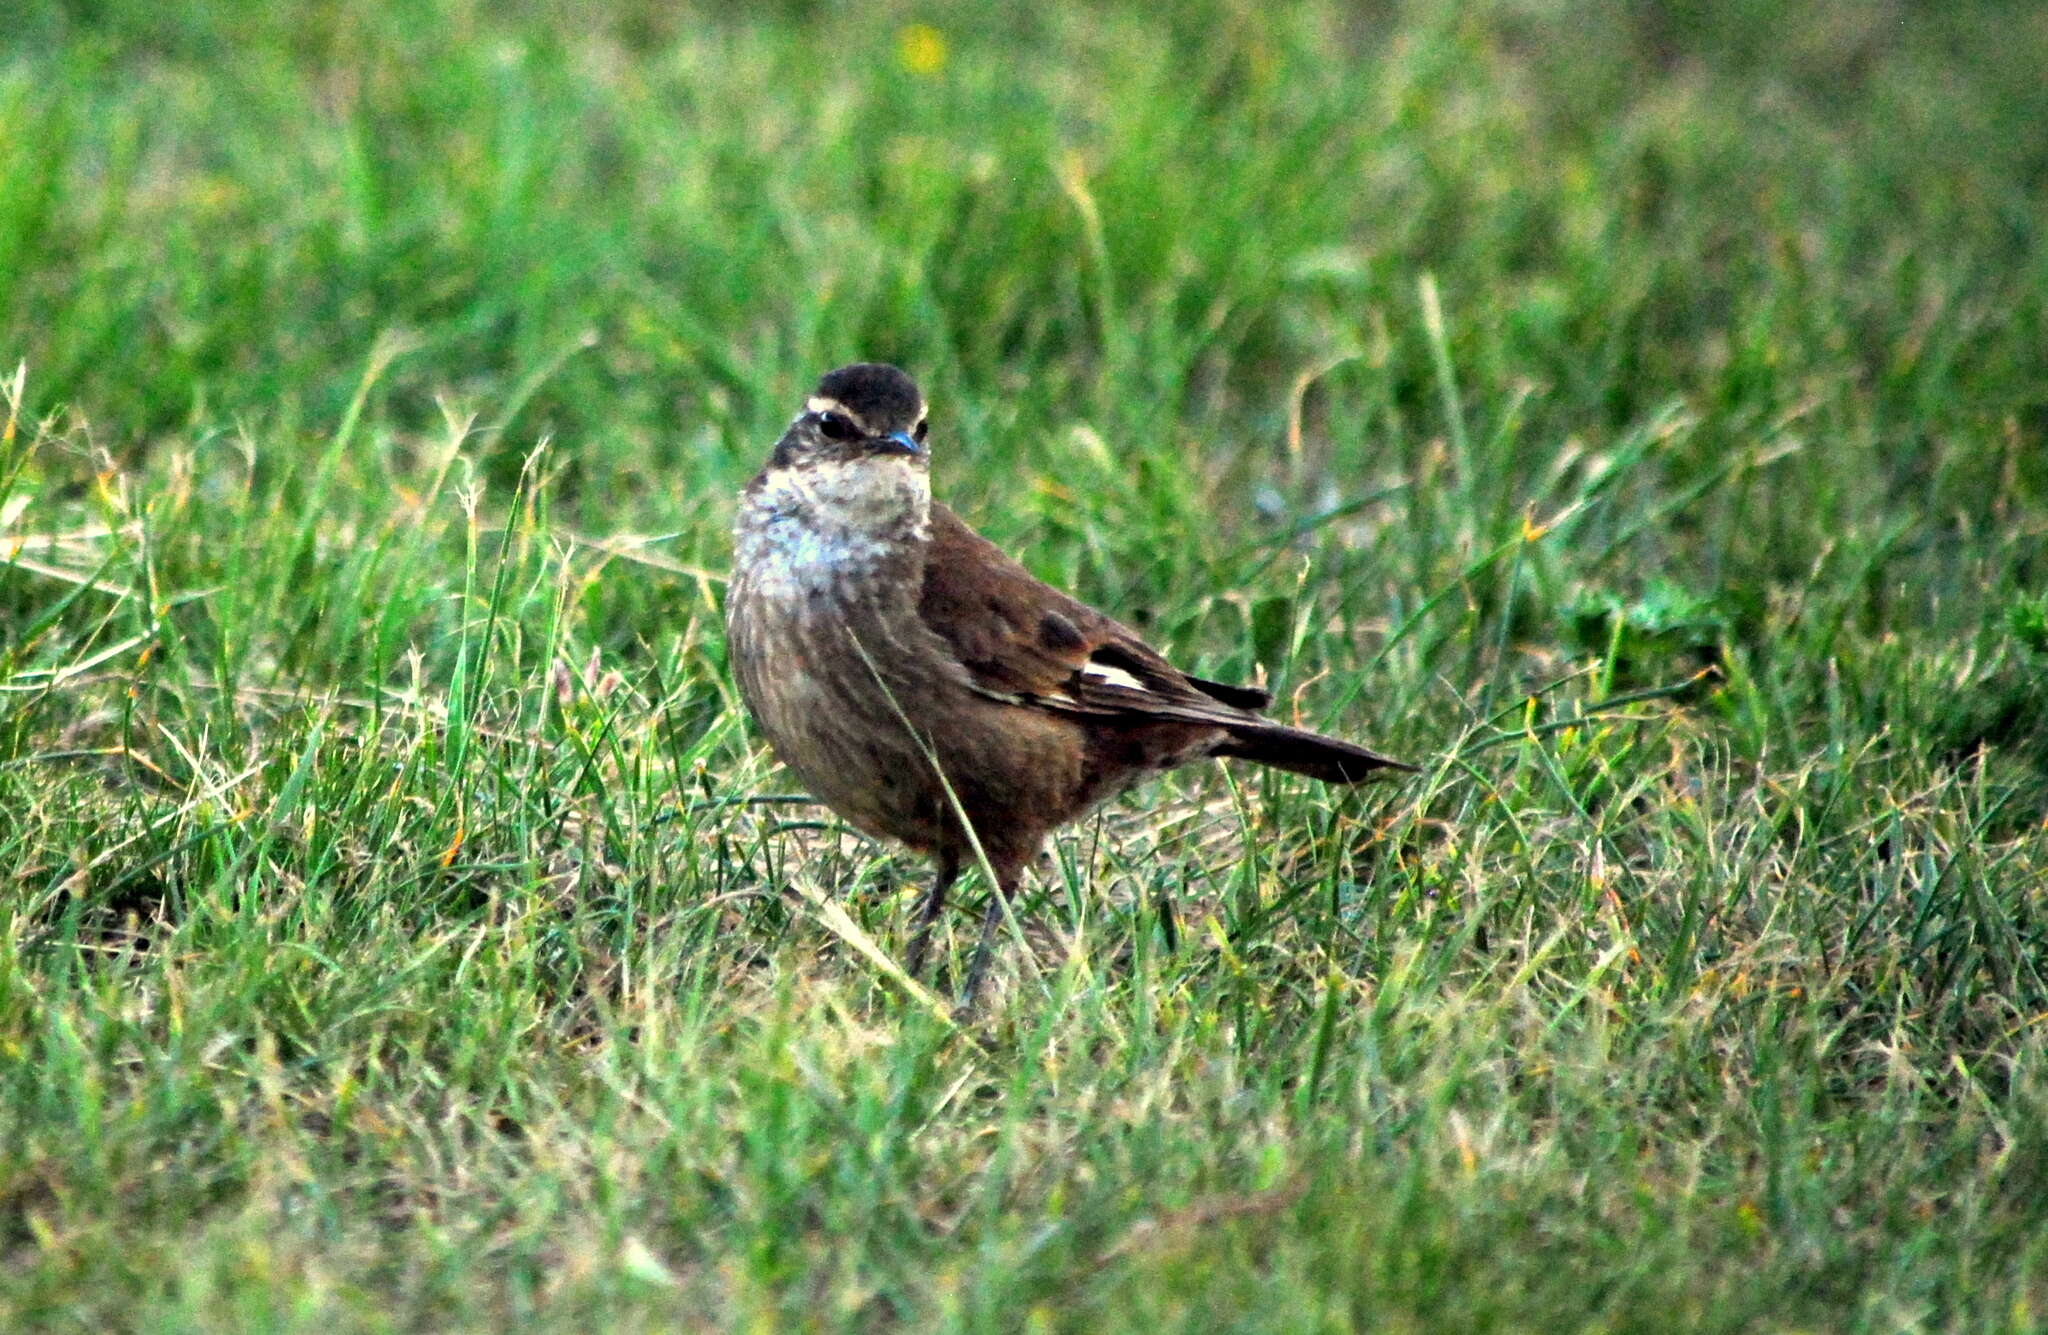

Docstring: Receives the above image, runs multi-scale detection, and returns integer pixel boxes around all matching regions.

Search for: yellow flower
[897,23,947,76]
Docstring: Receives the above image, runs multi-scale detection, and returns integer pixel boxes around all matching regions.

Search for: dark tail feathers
[1213,722,1416,784]
[1186,673,1274,711]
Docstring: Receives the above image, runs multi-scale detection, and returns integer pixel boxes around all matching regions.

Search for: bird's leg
[904,850,960,979]
[956,864,1017,1014]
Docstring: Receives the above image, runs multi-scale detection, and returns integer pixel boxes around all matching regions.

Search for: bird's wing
[917,504,1268,726]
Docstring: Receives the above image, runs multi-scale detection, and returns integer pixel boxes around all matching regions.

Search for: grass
[3,0,2047,1328]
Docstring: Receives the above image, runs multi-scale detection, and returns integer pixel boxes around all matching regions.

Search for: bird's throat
[737,459,930,588]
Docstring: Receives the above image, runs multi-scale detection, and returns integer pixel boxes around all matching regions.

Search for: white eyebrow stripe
[804,396,931,433]
[805,396,865,426]
[1079,661,1149,692]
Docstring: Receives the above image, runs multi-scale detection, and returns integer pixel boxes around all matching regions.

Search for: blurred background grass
[3,1,2047,1330]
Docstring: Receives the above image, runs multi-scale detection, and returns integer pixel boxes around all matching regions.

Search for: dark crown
[815,363,923,431]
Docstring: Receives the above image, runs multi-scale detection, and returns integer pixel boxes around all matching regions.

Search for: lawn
[3,1,2047,1329]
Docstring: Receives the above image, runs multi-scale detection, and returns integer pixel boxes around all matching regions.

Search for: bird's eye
[816,412,860,441]
[913,419,929,443]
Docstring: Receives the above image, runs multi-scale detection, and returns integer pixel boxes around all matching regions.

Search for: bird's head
[769,363,929,474]
[745,364,933,547]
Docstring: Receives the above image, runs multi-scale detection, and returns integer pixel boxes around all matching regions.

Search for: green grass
[4,1,2047,1329]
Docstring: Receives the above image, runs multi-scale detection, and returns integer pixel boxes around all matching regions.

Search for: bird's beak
[875,430,924,458]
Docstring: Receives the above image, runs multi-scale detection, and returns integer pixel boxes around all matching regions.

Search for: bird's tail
[1213,722,1416,784]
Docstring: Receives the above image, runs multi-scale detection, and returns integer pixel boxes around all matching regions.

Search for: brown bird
[726,363,1413,1006]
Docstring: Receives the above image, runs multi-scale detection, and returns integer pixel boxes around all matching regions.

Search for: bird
[726,363,1414,1008]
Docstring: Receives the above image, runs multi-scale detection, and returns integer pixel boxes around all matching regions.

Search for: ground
[2,2,2046,1330]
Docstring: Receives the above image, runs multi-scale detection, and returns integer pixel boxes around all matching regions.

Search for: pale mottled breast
[726,497,960,849]
[733,456,931,597]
